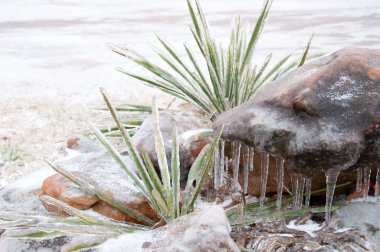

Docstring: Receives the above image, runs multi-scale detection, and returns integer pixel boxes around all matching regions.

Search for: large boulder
[214,48,380,192]
[90,205,239,252]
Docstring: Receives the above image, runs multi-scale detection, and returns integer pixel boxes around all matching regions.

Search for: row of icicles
[213,140,380,220]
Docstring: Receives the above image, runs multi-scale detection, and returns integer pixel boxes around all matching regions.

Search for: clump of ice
[286,220,322,237]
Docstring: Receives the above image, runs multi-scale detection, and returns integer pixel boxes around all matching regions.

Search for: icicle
[242,145,249,194]
[248,147,254,171]
[219,140,225,186]
[276,157,284,210]
[232,141,241,192]
[291,173,300,209]
[299,176,305,208]
[213,143,220,189]
[291,173,306,209]
[325,169,340,221]
[259,153,269,207]
[225,157,229,176]
[375,167,380,201]
[362,167,371,201]
[356,168,363,192]
[304,178,312,208]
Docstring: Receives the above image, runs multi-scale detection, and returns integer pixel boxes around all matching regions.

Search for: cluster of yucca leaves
[42,88,222,229]
[110,0,312,118]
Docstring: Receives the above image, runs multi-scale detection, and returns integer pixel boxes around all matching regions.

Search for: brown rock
[41,151,161,224]
[41,173,99,214]
[92,201,133,222]
[92,198,159,224]
[214,48,380,185]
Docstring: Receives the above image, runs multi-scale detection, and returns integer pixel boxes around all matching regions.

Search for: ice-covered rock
[214,47,380,177]
[44,151,159,223]
[90,205,239,252]
[213,48,380,216]
[132,112,211,186]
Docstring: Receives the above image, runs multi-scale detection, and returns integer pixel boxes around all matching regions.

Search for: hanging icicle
[375,167,380,201]
[325,169,340,221]
[362,167,371,201]
[232,141,242,192]
[242,145,249,194]
[291,173,300,209]
[291,173,306,210]
[248,147,254,171]
[356,168,363,192]
[304,178,312,208]
[259,153,269,207]
[219,140,225,186]
[299,176,305,208]
[225,157,229,177]
[213,143,220,189]
[276,157,284,210]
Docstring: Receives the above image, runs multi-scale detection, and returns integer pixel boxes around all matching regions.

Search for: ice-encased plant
[110,0,312,118]
[42,88,222,230]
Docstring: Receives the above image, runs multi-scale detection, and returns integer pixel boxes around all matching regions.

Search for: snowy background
[0,0,379,185]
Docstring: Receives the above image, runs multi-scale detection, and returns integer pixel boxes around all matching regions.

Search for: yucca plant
[0,89,223,250]
[110,0,312,118]
[41,88,223,229]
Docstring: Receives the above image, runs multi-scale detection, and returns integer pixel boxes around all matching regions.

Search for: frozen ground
[0,0,380,185]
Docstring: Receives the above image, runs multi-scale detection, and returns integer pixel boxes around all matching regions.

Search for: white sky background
[0,0,379,183]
